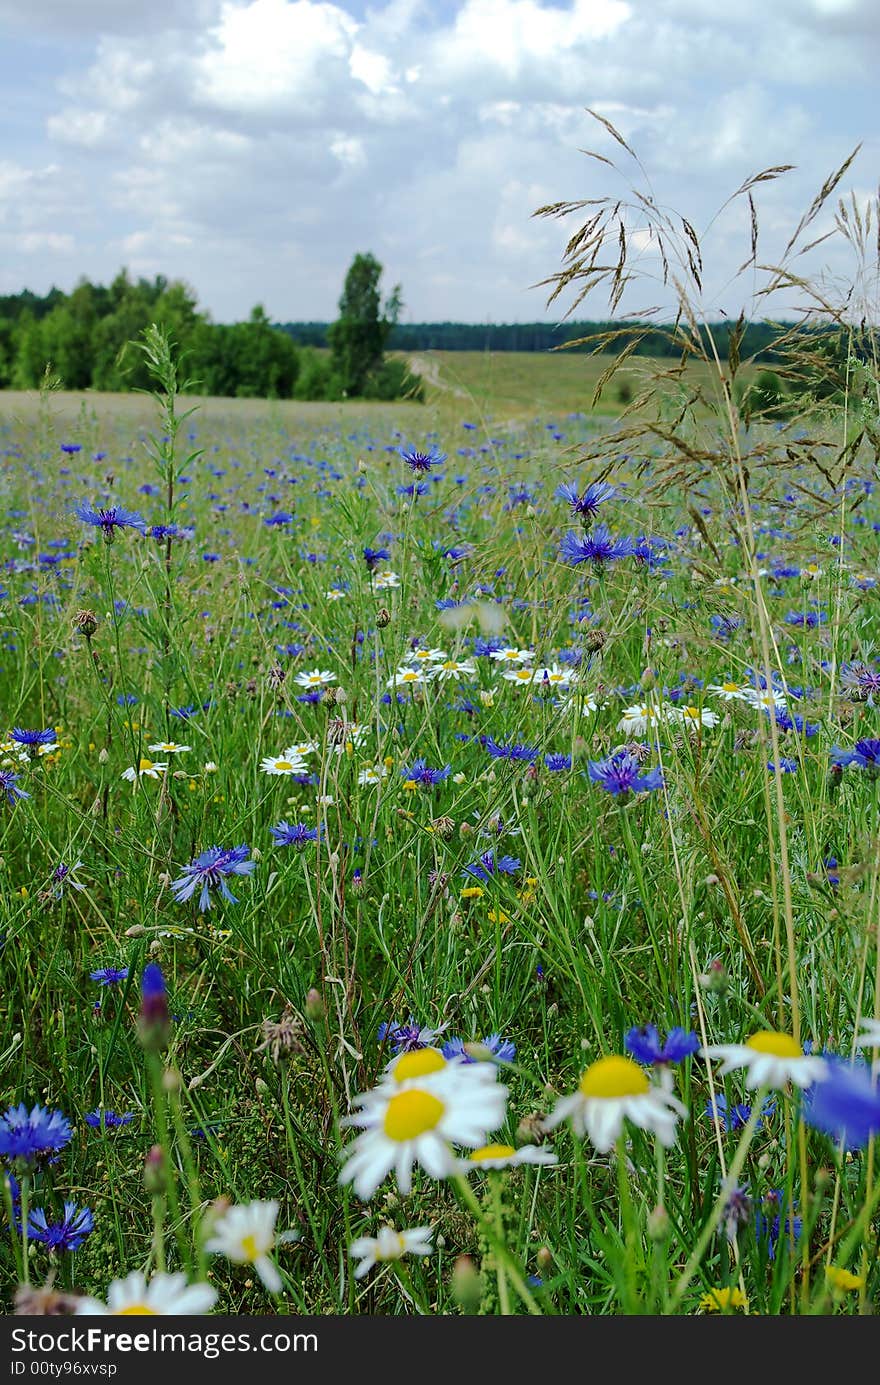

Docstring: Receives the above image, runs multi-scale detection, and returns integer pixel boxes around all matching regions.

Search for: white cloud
[0,0,875,320]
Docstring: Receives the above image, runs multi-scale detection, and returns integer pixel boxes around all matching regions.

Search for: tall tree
[327,252,400,397]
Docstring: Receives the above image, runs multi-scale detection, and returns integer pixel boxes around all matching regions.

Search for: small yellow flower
[487,909,510,924]
[460,886,483,900]
[402,779,417,792]
[825,1265,864,1294]
[700,1286,748,1313]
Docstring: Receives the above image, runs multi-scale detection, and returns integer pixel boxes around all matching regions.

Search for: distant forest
[278,318,794,359]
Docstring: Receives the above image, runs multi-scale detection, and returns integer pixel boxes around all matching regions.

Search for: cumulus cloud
[0,0,876,320]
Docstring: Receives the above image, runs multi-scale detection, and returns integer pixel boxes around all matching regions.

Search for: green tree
[327,252,400,397]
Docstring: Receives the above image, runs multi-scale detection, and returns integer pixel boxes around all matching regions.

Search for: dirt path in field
[407,353,471,400]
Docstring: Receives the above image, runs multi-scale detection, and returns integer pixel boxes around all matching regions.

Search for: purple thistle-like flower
[442,1033,516,1064]
[464,851,521,881]
[170,844,255,911]
[85,1110,134,1130]
[89,967,129,986]
[839,661,880,702]
[555,479,616,519]
[587,750,663,797]
[73,503,146,539]
[0,770,30,806]
[398,445,446,474]
[482,737,539,763]
[0,1104,72,1168]
[804,1058,880,1149]
[625,1024,699,1066]
[401,758,451,786]
[560,524,634,566]
[270,821,321,848]
[27,1202,94,1252]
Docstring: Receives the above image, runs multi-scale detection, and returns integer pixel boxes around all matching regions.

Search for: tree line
[0,253,423,402]
[279,317,795,359]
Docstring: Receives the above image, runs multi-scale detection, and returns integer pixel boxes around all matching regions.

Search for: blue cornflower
[850,738,880,773]
[442,1033,516,1064]
[10,728,56,756]
[560,525,634,566]
[625,1024,699,1066]
[73,503,146,539]
[377,1018,444,1053]
[270,821,321,848]
[397,482,430,498]
[89,967,129,986]
[401,759,451,787]
[555,479,616,519]
[705,1093,775,1133]
[263,511,293,527]
[756,1189,802,1261]
[543,753,572,771]
[768,758,799,773]
[823,856,840,888]
[399,445,446,474]
[0,771,29,806]
[27,1202,94,1252]
[363,546,391,570]
[60,443,82,455]
[139,963,170,1048]
[587,750,663,797]
[0,1104,72,1168]
[85,1110,134,1130]
[803,1058,880,1149]
[149,523,194,541]
[170,844,255,911]
[464,851,521,881]
[482,737,539,763]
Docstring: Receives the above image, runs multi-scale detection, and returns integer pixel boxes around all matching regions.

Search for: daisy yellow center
[514,671,531,680]
[471,1143,515,1161]
[392,1049,447,1081]
[745,1030,801,1058]
[721,683,739,693]
[376,1235,406,1261]
[275,760,294,771]
[118,1305,158,1315]
[240,1233,262,1261]
[139,759,154,772]
[681,706,700,718]
[383,1089,444,1141]
[578,1055,650,1099]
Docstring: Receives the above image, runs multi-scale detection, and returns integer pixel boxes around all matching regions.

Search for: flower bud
[144,1145,165,1194]
[450,1255,482,1314]
[376,607,391,628]
[138,962,170,1051]
[305,988,325,1021]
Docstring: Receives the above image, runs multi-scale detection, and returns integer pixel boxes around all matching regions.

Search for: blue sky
[0,0,878,325]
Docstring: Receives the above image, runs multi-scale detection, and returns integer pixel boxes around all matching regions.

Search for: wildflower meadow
[2,154,880,1321]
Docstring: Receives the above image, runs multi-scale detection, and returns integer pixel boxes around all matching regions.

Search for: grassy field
[0,343,877,1317]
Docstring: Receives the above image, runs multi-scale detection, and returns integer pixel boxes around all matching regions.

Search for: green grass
[0,346,876,1317]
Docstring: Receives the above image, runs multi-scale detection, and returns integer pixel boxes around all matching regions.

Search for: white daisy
[543,1055,686,1153]
[855,1019,880,1050]
[558,692,602,716]
[387,666,426,689]
[410,647,447,664]
[339,1064,508,1199]
[147,742,191,755]
[348,1225,434,1279]
[285,741,319,759]
[325,588,348,601]
[531,663,576,689]
[674,704,720,731]
[739,686,787,712]
[700,1030,827,1089]
[490,647,535,664]
[501,667,537,686]
[707,681,750,702]
[616,702,669,736]
[372,570,401,589]
[260,753,307,776]
[430,658,477,682]
[121,758,168,782]
[329,722,368,755]
[204,1200,282,1293]
[358,764,388,786]
[76,1271,216,1316]
[293,668,336,689]
[802,562,823,580]
[459,1142,559,1171]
